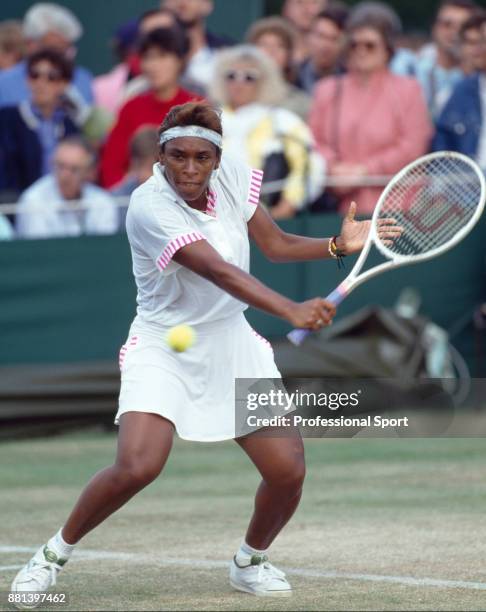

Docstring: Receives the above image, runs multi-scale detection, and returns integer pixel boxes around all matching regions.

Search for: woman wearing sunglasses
[309,13,433,215]
[0,49,79,199]
[209,45,324,220]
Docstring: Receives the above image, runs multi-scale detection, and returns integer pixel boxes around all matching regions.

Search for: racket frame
[288,151,486,346]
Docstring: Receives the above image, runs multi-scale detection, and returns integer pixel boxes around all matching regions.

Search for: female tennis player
[11,102,399,602]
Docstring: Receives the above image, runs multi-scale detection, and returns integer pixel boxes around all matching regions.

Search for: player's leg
[230,428,305,597]
[62,412,174,543]
[11,412,174,603]
[237,428,305,549]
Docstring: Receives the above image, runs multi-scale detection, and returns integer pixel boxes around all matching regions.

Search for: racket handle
[287,328,311,346]
[286,285,348,346]
[326,287,347,306]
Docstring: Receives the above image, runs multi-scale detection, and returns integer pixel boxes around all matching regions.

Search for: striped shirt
[126,154,263,329]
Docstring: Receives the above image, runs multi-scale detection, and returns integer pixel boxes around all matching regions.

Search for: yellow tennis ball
[167,324,196,352]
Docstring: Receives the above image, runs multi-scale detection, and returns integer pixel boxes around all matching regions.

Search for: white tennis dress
[115,154,281,441]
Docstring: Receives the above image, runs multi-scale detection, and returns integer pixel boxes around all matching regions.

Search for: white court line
[1,546,486,592]
[0,566,22,572]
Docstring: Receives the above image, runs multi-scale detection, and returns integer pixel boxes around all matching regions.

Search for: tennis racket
[288,151,486,346]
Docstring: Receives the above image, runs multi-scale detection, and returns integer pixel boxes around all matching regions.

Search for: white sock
[235,540,268,565]
[46,528,76,560]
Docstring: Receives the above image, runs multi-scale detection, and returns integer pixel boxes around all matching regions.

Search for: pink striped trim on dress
[251,328,273,351]
[206,188,217,217]
[119,336,139,370]
[156,232,205,271]
[247,169,264,207]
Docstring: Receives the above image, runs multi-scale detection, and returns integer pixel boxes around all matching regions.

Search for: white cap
[23,3,83,43]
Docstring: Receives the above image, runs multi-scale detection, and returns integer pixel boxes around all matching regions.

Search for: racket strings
[389,170,476,251]
[376,157,482,257]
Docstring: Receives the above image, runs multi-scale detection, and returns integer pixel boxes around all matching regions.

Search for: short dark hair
[138,26,189,58]
[158,102,223,152]
[316,3,350,32]
[436,0,479,20]
[26,49,73,81]
[56,135,97,166]
[460,10,486,38]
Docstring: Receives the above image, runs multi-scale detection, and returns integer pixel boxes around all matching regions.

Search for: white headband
[159,125,223,149]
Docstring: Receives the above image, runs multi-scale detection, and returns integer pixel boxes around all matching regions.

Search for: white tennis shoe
[10,544,67,609]
[230,554,292,597]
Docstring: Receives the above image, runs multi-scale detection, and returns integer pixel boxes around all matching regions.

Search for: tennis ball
[167,324,196,352]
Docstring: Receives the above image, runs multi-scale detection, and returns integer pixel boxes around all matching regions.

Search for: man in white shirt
[16,137,119,238]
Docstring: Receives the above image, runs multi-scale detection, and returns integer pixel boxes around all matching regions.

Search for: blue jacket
[0,103,78,196]
[432,74,481,157]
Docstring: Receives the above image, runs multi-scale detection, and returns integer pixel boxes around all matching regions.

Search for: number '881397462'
[6,591,68,607]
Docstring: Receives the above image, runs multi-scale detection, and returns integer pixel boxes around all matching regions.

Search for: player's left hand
[337,202,402,254]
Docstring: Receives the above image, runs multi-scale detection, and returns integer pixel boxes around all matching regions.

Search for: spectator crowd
[0,0,485,239]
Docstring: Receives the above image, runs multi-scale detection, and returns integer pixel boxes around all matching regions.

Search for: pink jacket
[309,69,433,215]
[93,64,129,115]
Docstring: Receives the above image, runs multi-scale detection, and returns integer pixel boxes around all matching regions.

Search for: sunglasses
[349,39,380,52]
[224,69,260,83]
[28,68,63,83]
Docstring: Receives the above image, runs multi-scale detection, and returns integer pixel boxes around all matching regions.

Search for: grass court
[1,430,485,611]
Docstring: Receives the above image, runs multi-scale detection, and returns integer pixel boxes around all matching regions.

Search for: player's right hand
[287,298,336,330]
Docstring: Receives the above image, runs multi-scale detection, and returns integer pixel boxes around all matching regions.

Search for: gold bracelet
[328,237,338,259]
[329,236,346,269]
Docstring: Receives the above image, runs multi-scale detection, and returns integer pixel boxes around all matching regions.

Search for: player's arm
[248,205,339,262]
[172,240,336,330]
[248,203,400,262]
